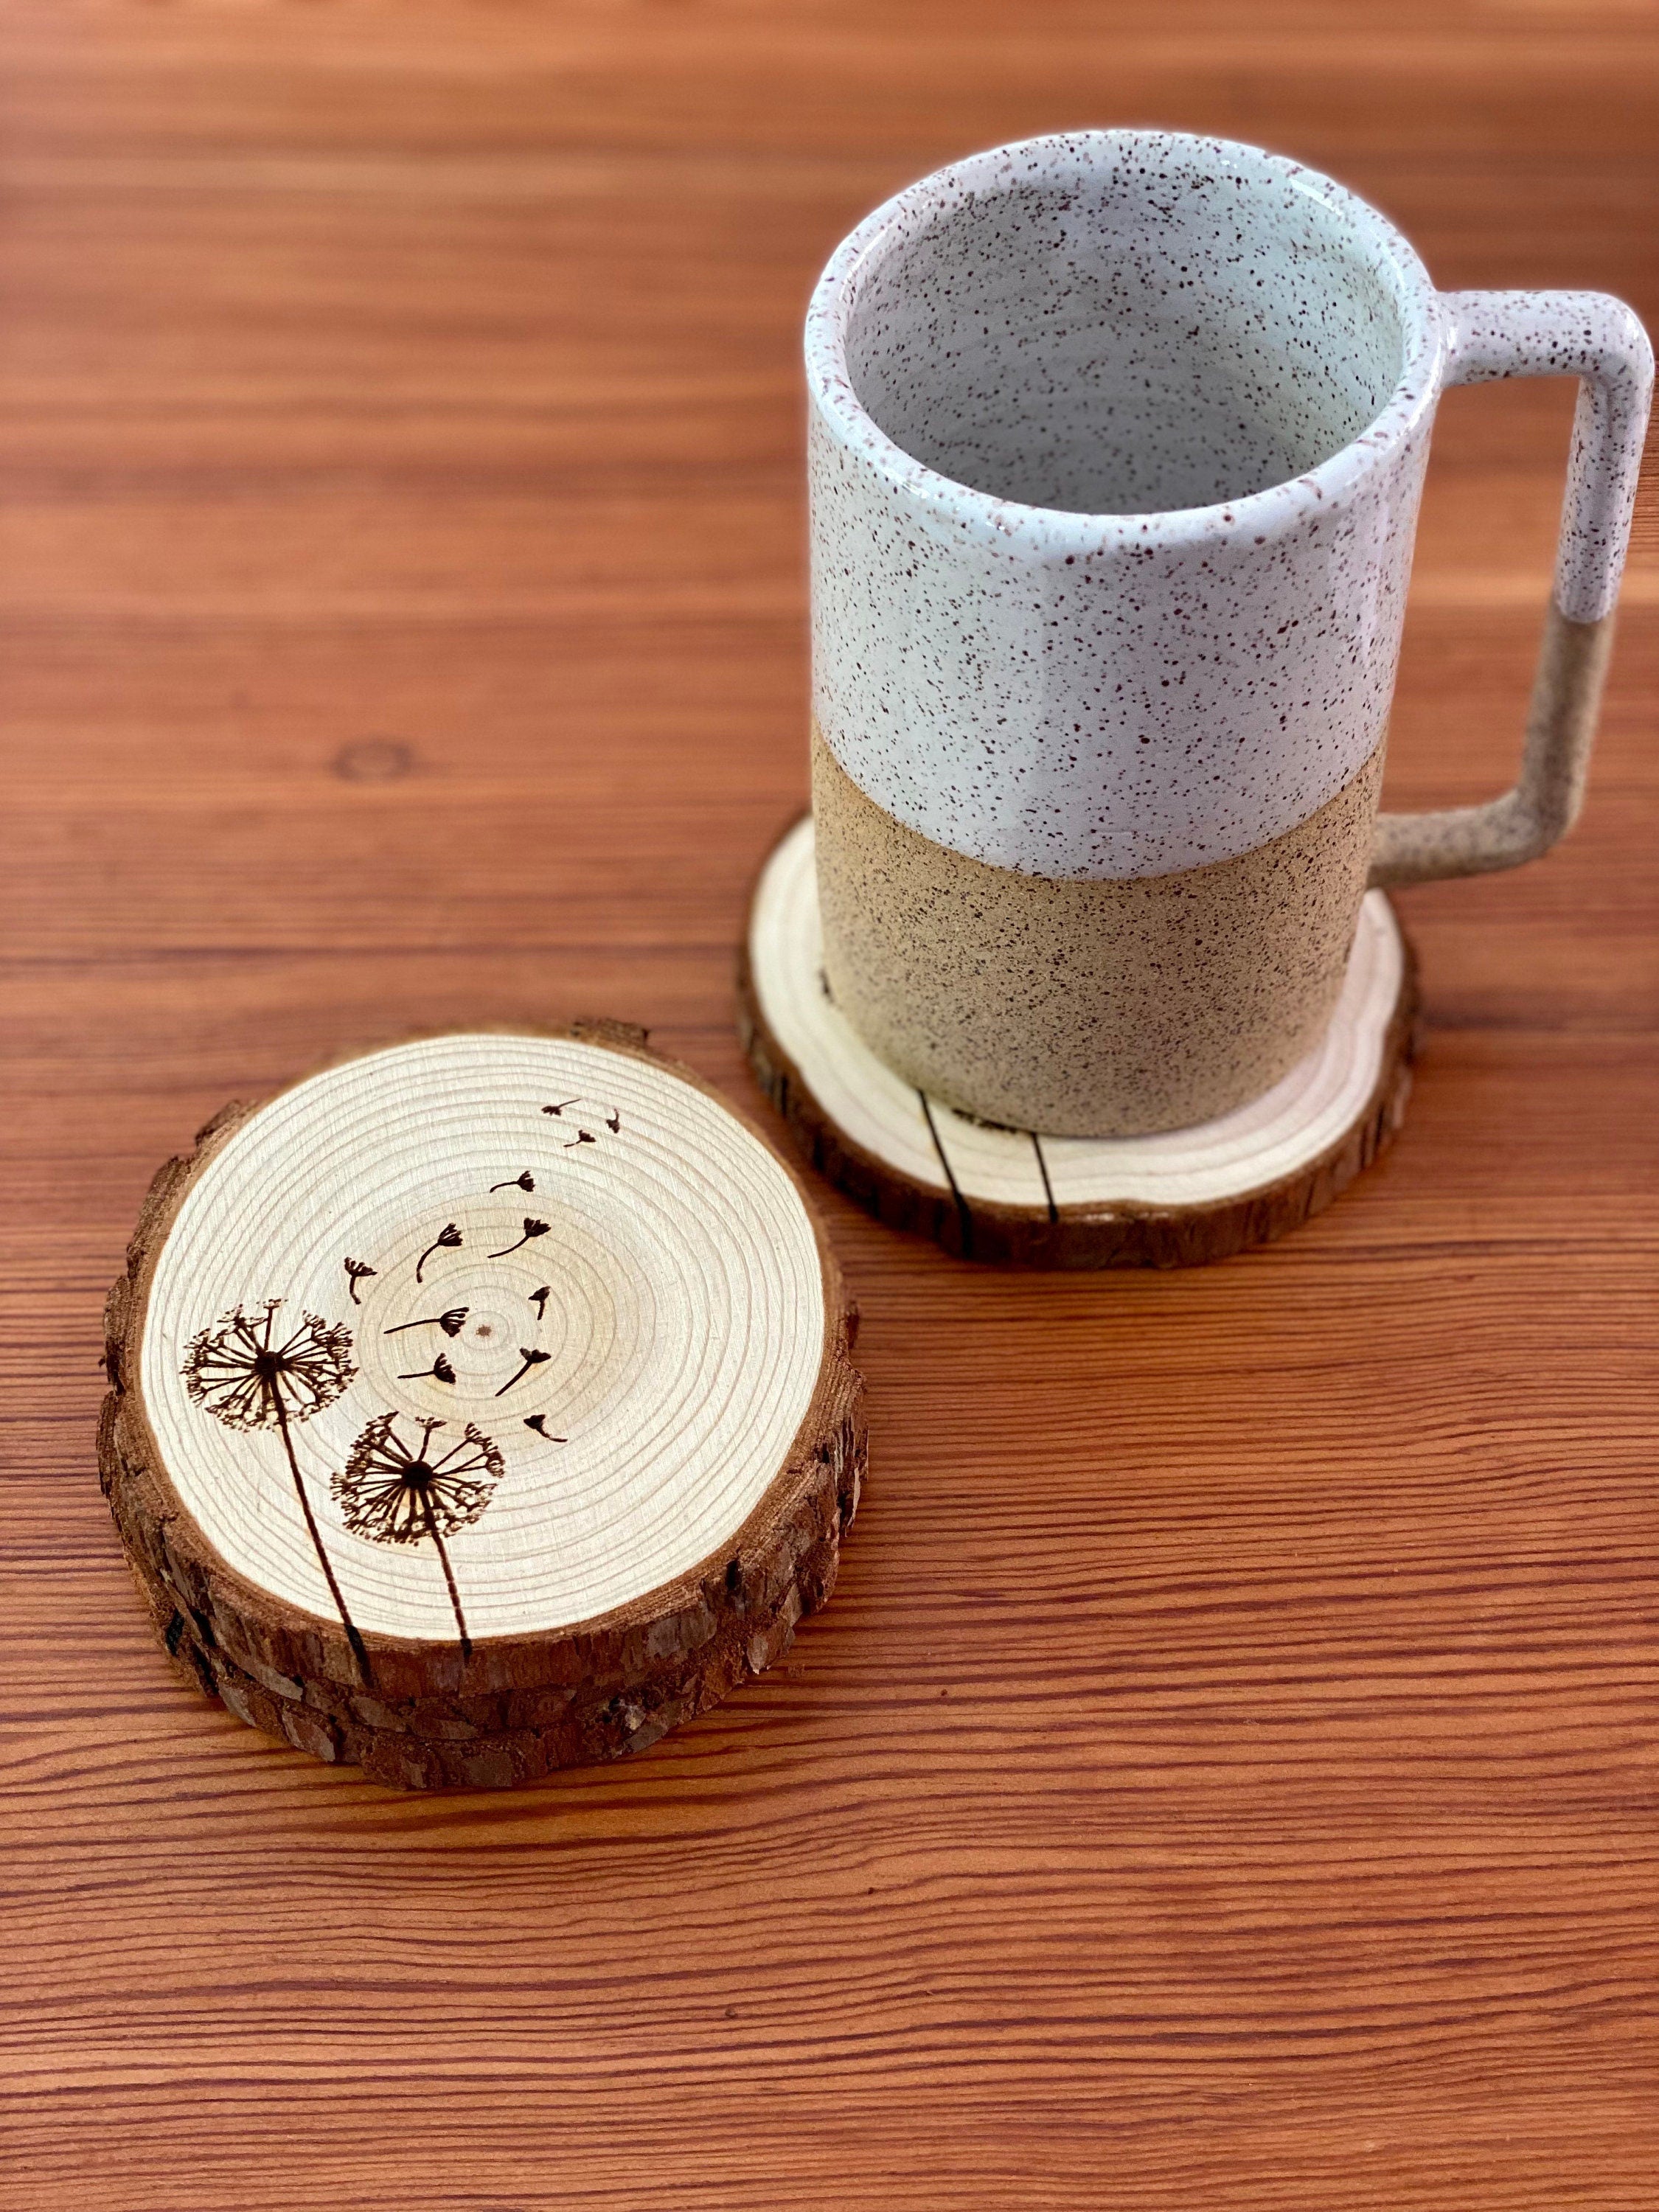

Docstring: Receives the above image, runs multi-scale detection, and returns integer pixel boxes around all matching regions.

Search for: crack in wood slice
[100,1021,866,1790]
[738,818,1420,1268]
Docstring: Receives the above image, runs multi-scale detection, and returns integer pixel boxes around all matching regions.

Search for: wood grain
[742,827,1422,1266]
[102,1026,864,1784]
[1,2,1655,2205]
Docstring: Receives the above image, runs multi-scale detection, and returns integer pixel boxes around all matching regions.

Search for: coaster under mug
[741,815,1418,1268]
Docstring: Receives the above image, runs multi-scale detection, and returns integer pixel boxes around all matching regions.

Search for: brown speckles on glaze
[807,131,1444,881]
[801,133,1651,1135]
[813,728,1384,1138]
[1371,606,1617,886]
[1439,293,1650,624]
[807,133,1650,880]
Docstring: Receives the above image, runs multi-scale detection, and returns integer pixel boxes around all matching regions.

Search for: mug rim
[806,129,1447,554]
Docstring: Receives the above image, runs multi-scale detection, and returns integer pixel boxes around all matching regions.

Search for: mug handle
[1370,289,1652,887]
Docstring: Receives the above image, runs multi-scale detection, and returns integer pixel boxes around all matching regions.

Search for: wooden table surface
[4,5,1656,2207]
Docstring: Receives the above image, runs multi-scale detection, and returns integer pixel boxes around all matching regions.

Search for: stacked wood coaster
[100,1023,865,1790]
[740,818,1420,1268]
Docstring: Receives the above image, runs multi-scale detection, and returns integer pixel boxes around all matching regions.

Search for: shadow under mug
[806,131,1652,1138]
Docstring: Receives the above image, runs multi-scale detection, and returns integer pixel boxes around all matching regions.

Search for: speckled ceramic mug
[806,131,1652,1136]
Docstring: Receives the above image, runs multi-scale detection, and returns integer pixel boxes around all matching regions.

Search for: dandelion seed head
[181,1301,355,1431]
[333,1414,504,1546]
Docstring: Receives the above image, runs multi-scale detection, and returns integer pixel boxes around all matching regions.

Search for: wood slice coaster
[739,818,1420,1269]
[99,1022,865,1790]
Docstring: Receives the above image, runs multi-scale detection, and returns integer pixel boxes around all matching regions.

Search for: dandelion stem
[383,1310,467,1337]
[273,1392,371,1687]
[397,1353,456,1385]
[488,1217,549,1259]
[495,1346,552,1397]
[415,1225,462,1283]
[423,1497,471,1659]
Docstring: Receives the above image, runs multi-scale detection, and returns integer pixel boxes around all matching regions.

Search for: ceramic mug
[805,131,1652,1137]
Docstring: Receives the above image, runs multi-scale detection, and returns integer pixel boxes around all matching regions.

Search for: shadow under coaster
[738,817,1420,1270]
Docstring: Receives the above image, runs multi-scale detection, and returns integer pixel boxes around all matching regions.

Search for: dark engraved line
[344,1259,376,1305]
[1030,1131,1060,1224]
[332,1416,501,1661]
[383,1308,467,1338]
[397,1353,456,1385]
[495,1346,552,1397]
[415,1225,462,1283]
[529,1286,551,1320]
[918,1091,975,1260]
[524,1414,566,1440]
[541,1097,620,1133]
[490,1171,535,1193]
[488,1217,549,1258]
[272,1391,372,1686]
[181,1298,365,1680]
[422,1497,471,1659]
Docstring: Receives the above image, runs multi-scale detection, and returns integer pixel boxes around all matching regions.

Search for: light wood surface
[4,1,1656,2205]
[101,1026,863,1784]
[743,818,1418,1264]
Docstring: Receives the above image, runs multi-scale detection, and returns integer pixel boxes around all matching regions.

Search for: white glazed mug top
[807,131,1448,881]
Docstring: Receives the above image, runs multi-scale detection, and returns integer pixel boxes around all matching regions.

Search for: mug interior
[842,142,1412,515]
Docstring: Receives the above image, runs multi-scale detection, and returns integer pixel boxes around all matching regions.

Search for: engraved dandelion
[180,1299,371,1683]
[488,1217,549,1259]
[415,1223,462,1284]
[383,1308,469,1339]
[396,1350,456,1386]
[333,1414,504,1655]
[495,1345,552,1397]
[541,1097,620,1133]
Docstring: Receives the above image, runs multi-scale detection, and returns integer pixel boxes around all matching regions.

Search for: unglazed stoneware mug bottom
[813,726,1384,1138]
[740,817,1419,1270]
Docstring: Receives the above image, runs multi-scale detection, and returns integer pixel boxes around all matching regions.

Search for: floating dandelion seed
[524,1413,566,1441]
[343,1258,377,1305]
[529,1285,551,1321]
[489,1217,549,1259]
[180,1301,370,1683]
[564,1130,596,1150]
[397,1352,456,1385]
[333,1413,504,1655]
[490,1171,535,1194]
[415,1224,462,1282]
[495,1346,552,1397]
[383,1308,468,1339]
[541,1096,619,1134]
